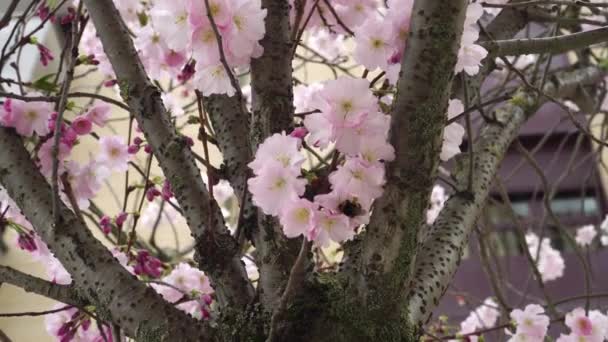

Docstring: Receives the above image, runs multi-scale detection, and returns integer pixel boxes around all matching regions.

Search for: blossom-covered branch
[0,127,213,339]
[81,0,254,309]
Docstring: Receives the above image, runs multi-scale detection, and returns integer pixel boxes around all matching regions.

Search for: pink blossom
[150,0,192,52]
[575,225,597,247]
[317,77,377,129]
[329,158,385,206]
[279,198,317,238]
[224,0,267,63]
[526,233,565,282]
[151,262,214,318]
[303,113,332,149]
[507,304,549,342]
[333,111,390,156]
[38,139,71,177]
[193,64,236,96]
[98,136,130,172]
[307,210,353,247]
[358,137,395,165]
[455,3,488,77]
[248,163,307,216]
[454,298,500,342]
[71,115,93,135]
[426,185,447,225]
[441,99,465,161]
[354,16,395,70]
[67,160,110,209]
[85,103,111,127]
[0,98,53,136]
[294,83,323,114]
[248,132,305,174]
[557,308,608,342]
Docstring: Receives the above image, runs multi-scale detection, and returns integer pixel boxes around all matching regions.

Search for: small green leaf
[46,0,60,10]
[187,115,201,125]
[137,11,149,27]
[31,73,58,93]
[599,58,608,71]
[65,101,76,111]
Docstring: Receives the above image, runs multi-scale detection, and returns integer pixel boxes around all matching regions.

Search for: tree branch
[342,0,469,315]
[484,26,608,57]
[0,0,20,30]
[0,128,213,339]
[81,0,254,309]
[0,265,86,308]
[249,0,302,309]
[405,65,604,326]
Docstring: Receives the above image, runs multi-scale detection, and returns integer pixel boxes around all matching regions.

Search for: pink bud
[161,180,173,200]
[71,116,92,135]
[133,137,143,145]
[127,144,140,154]
[164,50,186,68]
[178,60,196,83]
[202,308,211,320]
[202,293,213,306]
[61,128,78,147]
[100,215,112,234]
[17,233,37,252]
[290,127,308,139]
[37,43,54,67]
[144,145,153,154]
[104,79,117,87]
[115,212,128,228]
[146,187,160,202]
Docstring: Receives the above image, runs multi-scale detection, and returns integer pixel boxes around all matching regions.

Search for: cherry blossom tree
[1,0,608,341]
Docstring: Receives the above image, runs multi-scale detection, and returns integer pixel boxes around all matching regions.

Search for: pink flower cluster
[452,298,500,342]
[0,98,53,137]
[138,0,267,95]
[557,308,608,342]
[248,77,394,247]
[506,304,550,342]
[353,0,414,84]
[576,224,598,247]
[151,263,215,319]
[526,232,565,282]
[455,2,489,76]
[45,304,112,342]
